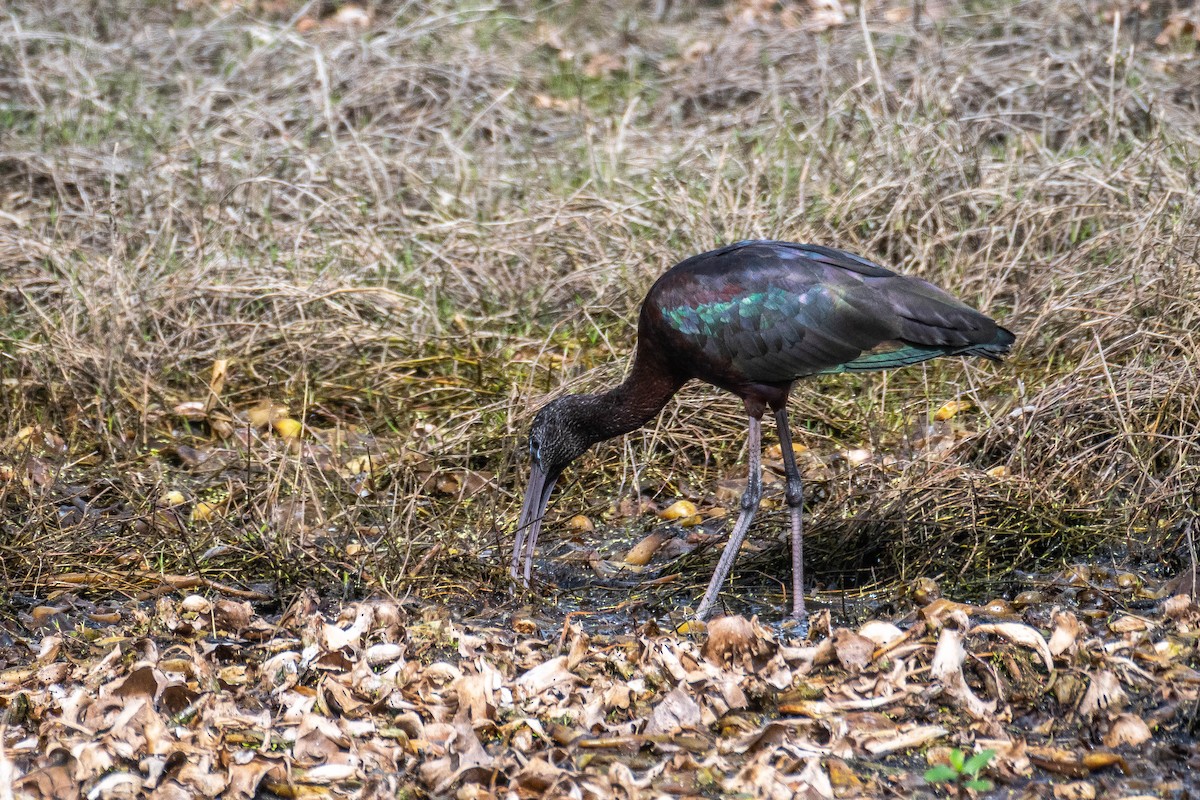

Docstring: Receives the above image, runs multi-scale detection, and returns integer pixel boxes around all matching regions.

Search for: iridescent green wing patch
[817,342,947,373]
[663,287,796,337]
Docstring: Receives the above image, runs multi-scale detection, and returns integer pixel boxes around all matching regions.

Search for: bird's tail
[830,326,1016,373]
[961,326,1016,362]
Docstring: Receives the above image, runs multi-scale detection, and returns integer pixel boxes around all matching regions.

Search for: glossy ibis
[512,241,1014,620]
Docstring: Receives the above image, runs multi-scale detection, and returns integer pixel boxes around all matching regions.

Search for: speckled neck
[582,346,686,443]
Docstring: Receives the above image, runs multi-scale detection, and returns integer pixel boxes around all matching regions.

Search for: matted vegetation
[2,0,1200,795]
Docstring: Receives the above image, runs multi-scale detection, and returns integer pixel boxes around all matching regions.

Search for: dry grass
[1,0,1198,613]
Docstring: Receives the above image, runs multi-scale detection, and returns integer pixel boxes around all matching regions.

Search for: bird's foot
[775,612,810,641]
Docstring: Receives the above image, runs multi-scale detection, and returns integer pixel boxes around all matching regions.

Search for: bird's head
[527,395,598,478]
[512,395,599,585]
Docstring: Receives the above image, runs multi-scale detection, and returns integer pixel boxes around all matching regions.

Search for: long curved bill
[511,462,558,588]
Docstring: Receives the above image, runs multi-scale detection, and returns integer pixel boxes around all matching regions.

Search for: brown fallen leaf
[31,605,68,627]
[13,763,78,799]
[912,578,943,606]
[763,442,807,461]
[273,417,303,440]
[979,598,1016,616]
[566,514,594,533]
[857,620,904,647]
[418,718,495,794]
[1108,614,1154,634]
[511,757,569,793]
[1156,12,1200,47]
[825,757,866,793]
[861,723,948,755]
[245,400,289,428]
[112,664,167,701]
[432,469,493,495]
[1078,670,1127,718]
[294,713,350,761]
[1080,751,1130,774]
[625,530,666,565]
[931,617,996,720]
[454,668,498,725]
[1049,609,1080,657]
[515,656,577,697]
[180,595,212,615]
[1053,781,1097,800]
[173,401,208,420]
[1103,713,1152,748]
[321,604,373,651]
[226,756,275,798]
[191,500,222,522]
[342,454,373,477]
[831,628,875,672]
[329,3,370,28]
[970,622,1054,672]
[1162,594,1193,619]
[658,499,701,526]
[803,0,849,31]
[703,615,758,666]
[934,399,972,420]
[532,93,577,112]
[206,358,229,412]
[1028,746,1091,778]
[213,599,254,633]
[714,478,744,505]
[644,684,702,735]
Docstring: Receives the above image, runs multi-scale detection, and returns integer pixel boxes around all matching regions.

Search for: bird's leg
[695,415,763,620]
[775,407,807,621]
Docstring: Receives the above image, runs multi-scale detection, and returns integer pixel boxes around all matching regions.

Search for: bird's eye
[530,438,541,462]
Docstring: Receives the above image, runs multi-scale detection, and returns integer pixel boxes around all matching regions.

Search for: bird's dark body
[513,240,1015,622]
[637,241,1013,412]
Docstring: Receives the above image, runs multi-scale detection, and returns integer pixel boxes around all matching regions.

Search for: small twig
[1185,518,1198,599]
[859,1,890,115]
[1108,11,1121,146]
[406,542,443,580]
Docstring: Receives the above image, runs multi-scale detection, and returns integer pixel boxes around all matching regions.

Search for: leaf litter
[3,575,1199,799]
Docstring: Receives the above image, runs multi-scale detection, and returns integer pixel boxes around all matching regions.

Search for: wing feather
[649,241,1013,384]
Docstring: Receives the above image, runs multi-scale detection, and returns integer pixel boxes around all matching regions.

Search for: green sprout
[923,748,995,795]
